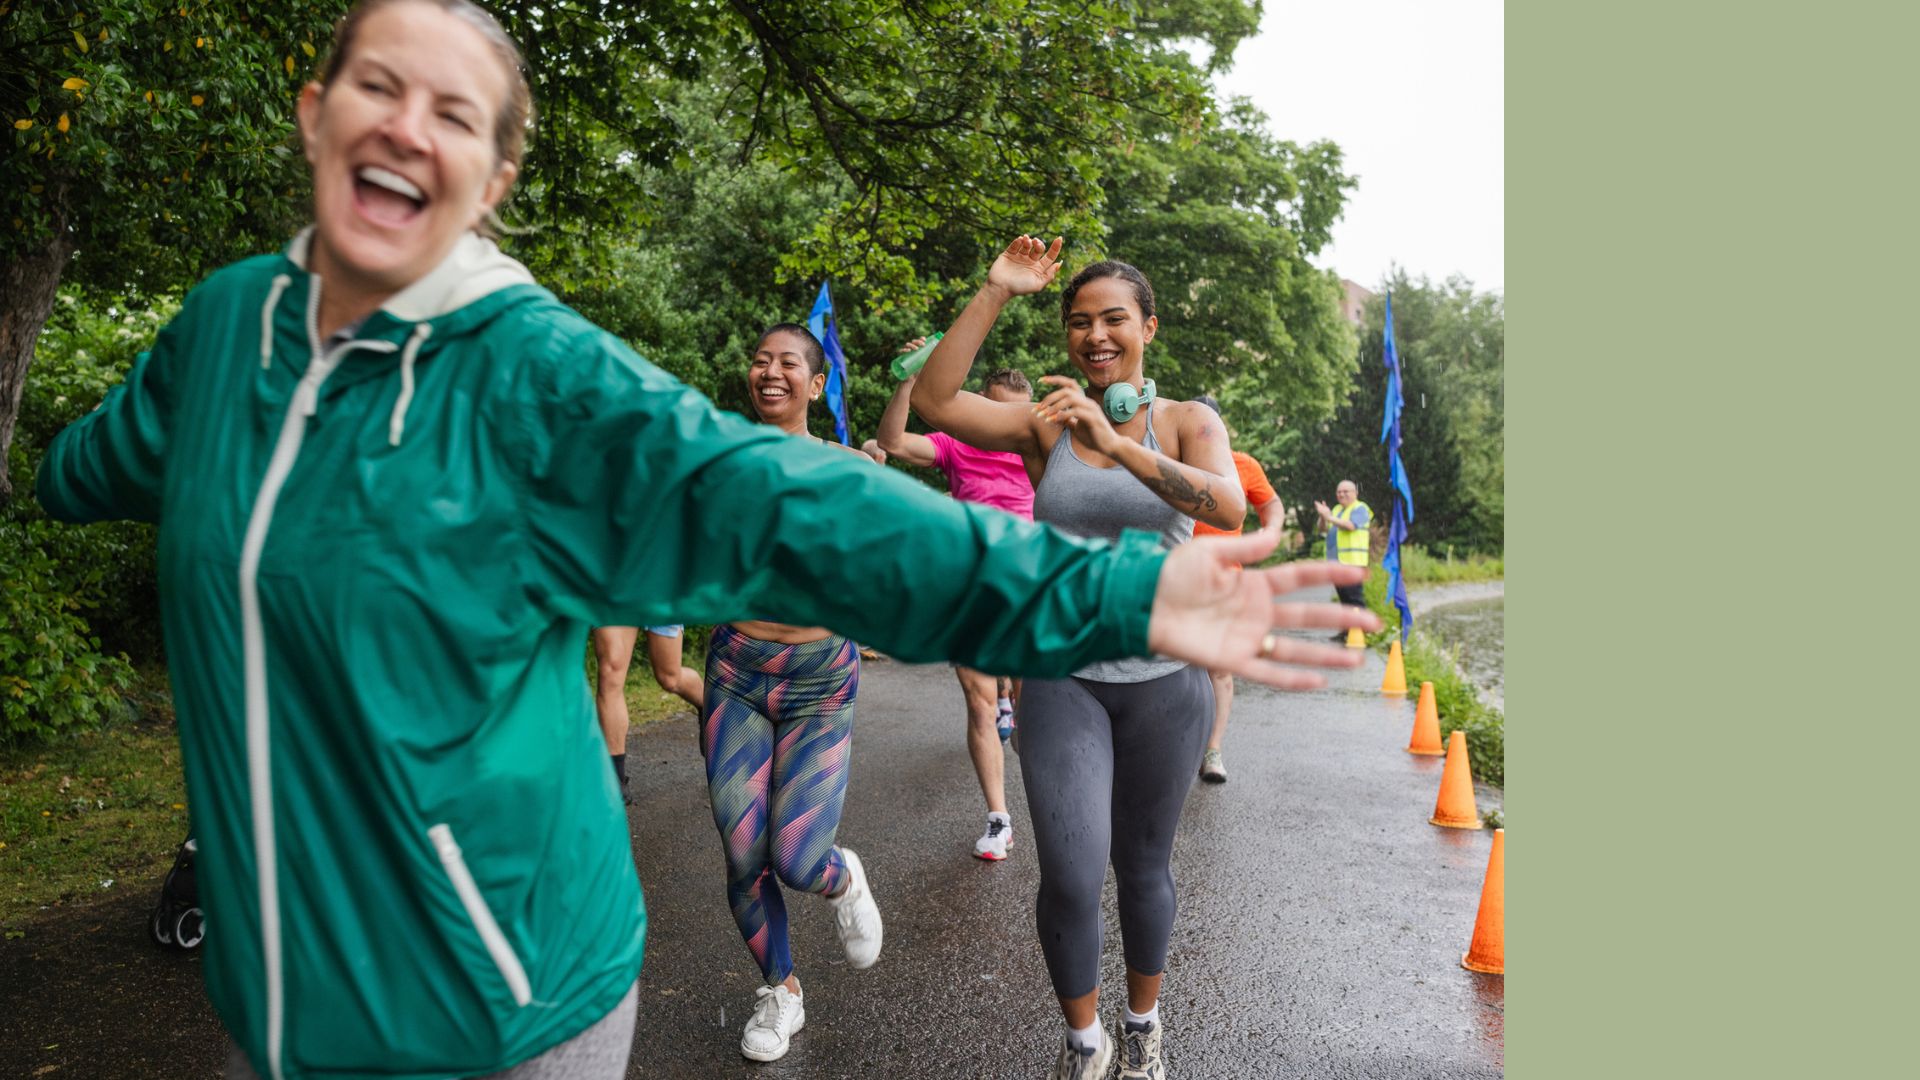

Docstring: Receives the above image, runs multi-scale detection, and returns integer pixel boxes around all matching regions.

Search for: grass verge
[1365,572,1505,788]
[1,667,187,928]
[1399,544,1503,585]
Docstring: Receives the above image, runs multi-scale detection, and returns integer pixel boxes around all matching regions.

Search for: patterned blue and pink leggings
[700,624,859,984]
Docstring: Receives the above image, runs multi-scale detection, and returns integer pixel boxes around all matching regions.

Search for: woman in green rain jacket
[36,2,1376,1078]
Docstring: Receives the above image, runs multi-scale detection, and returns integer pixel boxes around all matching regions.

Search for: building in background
[1340,279,1374,327]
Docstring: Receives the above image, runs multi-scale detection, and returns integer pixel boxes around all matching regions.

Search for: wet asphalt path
[626,588,1503,1078]
[0,591,1502,1079]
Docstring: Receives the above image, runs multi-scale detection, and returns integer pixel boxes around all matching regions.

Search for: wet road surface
[626,588,1503,1078]
[1,590,1503,1078]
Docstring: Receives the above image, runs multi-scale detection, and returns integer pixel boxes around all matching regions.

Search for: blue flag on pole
[807,282,852,445]
[1380,292,1416,642]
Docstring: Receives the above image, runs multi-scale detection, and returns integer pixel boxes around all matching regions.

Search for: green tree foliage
[1100,99,1359,468]
[1,290,172,742]
[565,76,1361,481]
[1,2,1308,493]
[1,1,342,498]
[1287,270,1505,554]
[1,3,337,290]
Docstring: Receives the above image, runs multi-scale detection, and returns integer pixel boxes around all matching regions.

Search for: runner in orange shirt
[1189,396,1286,784]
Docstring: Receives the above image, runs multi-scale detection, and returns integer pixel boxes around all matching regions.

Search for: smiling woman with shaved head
[34,3,1377,1078]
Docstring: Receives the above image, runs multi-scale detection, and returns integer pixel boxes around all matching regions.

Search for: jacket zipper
[241,279,397,1080]
[427,824,534,1007]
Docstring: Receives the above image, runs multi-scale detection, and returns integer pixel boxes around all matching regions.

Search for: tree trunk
[0,223,77,504]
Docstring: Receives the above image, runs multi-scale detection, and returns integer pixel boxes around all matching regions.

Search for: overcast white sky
[1211,0,1504,294]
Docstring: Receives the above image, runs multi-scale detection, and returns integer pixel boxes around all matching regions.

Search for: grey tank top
[1032,400,1195,683]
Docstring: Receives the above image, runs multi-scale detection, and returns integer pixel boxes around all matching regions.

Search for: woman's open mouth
[352,165,429,227]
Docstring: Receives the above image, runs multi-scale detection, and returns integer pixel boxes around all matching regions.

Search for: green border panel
[1512,2,1914,1077]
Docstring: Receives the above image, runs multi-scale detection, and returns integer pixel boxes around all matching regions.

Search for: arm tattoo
[1144,460,1218,514]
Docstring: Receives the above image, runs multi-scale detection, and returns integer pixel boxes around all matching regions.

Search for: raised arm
[876,371,939,469]
[909,235,1063,455]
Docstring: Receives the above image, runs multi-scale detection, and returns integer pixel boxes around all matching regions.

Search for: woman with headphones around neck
[913,236,1300,1080]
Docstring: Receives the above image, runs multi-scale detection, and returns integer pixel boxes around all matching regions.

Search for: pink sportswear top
[927,432,1033,521]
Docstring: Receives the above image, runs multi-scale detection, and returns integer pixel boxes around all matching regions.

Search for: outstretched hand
[986,235,1065,297]
[1145,529,1382,689]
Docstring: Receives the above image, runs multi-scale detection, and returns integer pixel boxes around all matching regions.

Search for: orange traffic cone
[1380,638,1408,695]
[1429,729,1482,829]
[1407,682,1444,755]
[1345,625,1366,648]
[1462,828,1504,974]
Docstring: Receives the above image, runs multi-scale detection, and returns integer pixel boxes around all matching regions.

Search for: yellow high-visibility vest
[1330,501,1371,567]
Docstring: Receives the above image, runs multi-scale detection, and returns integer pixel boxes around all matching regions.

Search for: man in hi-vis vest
[1314,480,1373,631]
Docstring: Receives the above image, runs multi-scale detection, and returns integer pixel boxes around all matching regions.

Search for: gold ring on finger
[1260,631,1282,658]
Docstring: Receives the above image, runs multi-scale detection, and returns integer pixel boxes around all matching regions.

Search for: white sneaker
[739,983,805,1062]
[828,847,882,968]
[1049,1027,1115,1080]
[973,815,1013,861]
[1117,1019,1165,1079]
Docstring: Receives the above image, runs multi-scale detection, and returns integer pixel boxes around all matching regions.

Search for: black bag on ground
[148,837,204,952]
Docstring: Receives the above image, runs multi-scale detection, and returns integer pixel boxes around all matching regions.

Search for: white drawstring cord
[261,274,291,369]
[388,323,433,446]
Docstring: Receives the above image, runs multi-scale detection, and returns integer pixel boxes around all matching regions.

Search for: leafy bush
[1,520,136,743]
[3,292,174,742]
[13,293,176,452]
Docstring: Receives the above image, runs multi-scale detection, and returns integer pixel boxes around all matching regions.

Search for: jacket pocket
[427,823,532,1007]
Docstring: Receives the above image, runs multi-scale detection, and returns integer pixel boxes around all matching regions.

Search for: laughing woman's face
[747,330,825,428]
[296,1,517,294]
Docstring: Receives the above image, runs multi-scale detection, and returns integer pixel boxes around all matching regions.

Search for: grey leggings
[225,980,638,1080]
[1018,665,1213,998]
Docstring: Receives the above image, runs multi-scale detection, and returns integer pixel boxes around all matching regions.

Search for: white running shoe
[739,983,805,1062]
[973,815,1013,861]
[1117,1019,1166,1079]
[1048,1027,1115,1080]
[828,847,883,969]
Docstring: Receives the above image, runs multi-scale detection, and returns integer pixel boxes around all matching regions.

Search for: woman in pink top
[872,358,1032,861]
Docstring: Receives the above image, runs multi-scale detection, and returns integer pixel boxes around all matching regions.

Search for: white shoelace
[835,889,872,934]
[750,986,794,1034]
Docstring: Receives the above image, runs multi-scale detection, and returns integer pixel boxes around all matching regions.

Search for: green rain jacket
[37,231,1167,1079]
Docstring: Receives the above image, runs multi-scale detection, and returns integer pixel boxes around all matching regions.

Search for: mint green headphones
[1103,379,1157,424]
